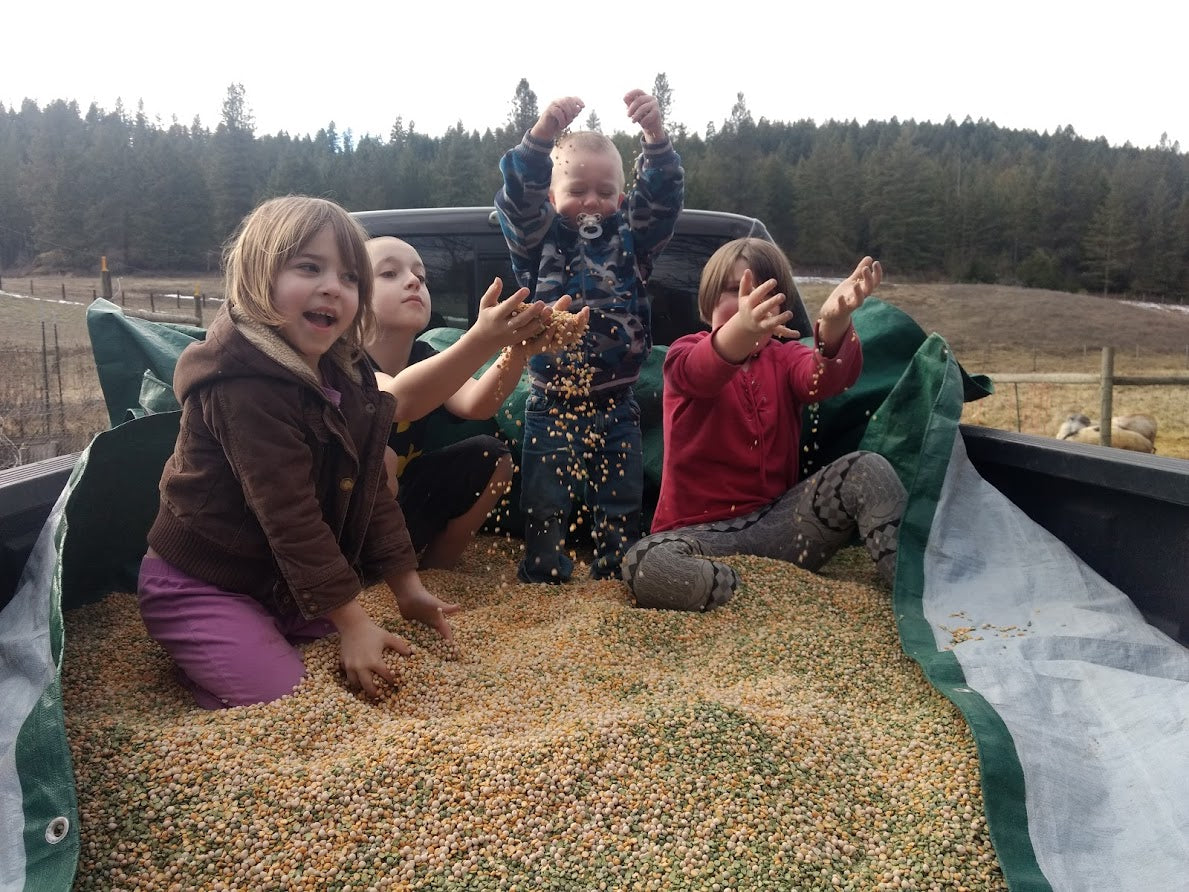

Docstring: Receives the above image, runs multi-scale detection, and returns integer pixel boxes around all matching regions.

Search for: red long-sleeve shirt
[650,324,863,533]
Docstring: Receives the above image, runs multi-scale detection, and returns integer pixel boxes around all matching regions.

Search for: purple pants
[137,555,335,709]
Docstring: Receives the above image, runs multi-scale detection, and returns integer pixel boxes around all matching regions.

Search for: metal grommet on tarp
[45,816,70,844]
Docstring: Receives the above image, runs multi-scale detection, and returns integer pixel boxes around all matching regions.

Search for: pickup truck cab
[351,206,813,344]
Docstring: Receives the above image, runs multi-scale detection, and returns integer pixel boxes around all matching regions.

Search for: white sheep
[1113,413,1157,446]
[1055,413,1156,453]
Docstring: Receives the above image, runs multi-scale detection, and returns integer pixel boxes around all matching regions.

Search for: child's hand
[392,575,461,644]
[737,268,798,343]
[532,96,585,141]
[817,257,882,350]
[624,89,665,143]
[518,296,591,356]
[332,606,412,698]
[472,277,548,349]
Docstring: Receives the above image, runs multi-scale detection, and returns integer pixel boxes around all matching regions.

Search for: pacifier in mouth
[576,213,603,240]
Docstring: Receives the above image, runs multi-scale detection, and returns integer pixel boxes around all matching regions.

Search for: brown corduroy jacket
[147,302,417,619]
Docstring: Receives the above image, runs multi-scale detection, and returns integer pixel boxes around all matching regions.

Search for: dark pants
[518,388,643,583]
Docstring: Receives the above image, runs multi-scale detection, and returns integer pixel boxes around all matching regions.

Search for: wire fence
[0,333,109,470]
[946,339,1189,373]
[2,285,1188,468]
[985,347,1189,446]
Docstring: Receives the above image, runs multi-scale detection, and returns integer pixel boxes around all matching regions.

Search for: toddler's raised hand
[624,89,665,142]
[532,96,585,141]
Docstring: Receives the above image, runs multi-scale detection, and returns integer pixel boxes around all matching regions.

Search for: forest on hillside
[1,77,1187,299]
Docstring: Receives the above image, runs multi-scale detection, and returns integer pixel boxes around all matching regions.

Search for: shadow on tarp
[60,410,180,611]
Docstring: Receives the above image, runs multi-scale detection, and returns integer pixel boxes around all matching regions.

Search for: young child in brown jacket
[139,196,456,708]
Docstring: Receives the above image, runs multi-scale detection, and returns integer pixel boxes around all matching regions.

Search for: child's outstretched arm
[711,269,800,364]
[450,290,591,419]
[622,88,684,263]
[378,279,549,422]
[495,95,584,260]
[816,257,882,354]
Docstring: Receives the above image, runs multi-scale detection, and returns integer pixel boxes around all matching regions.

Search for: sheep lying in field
[1112,413,1158,445]
[1055,413,1157,453]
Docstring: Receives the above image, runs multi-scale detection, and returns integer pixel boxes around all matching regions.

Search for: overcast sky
[5,1,1184,150]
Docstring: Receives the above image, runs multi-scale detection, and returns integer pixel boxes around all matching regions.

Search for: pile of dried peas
[63,538,1007,891]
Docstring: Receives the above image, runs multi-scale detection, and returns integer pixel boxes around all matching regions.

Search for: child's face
[549,146,624,224]
[272,225,360,373]
[367,237,431,334]
[710,259,750,330]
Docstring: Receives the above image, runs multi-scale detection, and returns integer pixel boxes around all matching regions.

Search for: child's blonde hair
[223,196,375,356]
[697,238,797,325]
[551,131,626,189]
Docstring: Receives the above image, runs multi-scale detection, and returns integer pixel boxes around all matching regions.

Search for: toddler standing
[495,89,684,583]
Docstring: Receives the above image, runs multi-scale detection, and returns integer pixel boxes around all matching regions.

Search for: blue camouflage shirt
[495,132,684,395]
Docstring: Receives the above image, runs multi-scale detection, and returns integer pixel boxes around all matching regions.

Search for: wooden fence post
[41,321,50,436]
[54,323,65,433]
[1100,347,1114,447]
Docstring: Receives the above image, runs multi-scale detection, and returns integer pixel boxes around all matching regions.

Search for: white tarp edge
[924,435,1189,891]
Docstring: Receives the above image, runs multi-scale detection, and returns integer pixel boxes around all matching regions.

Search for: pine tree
[652,73,673,124]
[20,99,90,268]
[1082,185,1140,295]
[508,79,538,135]
[209,84,259,243]
[728,93,753,132]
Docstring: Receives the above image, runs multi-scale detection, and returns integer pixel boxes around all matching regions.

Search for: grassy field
[797,280,1189,460]
[2,274,1188,464]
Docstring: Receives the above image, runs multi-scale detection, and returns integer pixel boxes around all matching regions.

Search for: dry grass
[3,275,1189,461]
[0,276,222,465]
[798,280,1189,459]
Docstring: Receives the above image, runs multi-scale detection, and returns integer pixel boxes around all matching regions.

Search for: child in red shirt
[623,238,906,611]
